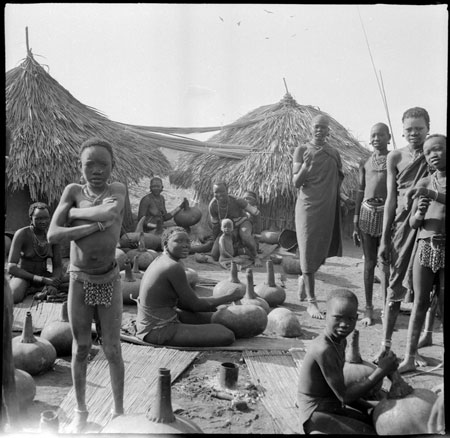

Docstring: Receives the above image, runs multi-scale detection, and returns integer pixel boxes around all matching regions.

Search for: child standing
[398,134,446,373]
[48,138,126,433]
[352,123,390,326]
[296,289,398,434]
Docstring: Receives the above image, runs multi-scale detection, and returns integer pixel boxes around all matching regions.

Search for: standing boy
[352,123,390,326]
[376,107,431,361]
[293,115,344,319]
[48,138,126,433]
[398,134,446,373]
[296,289,398,434]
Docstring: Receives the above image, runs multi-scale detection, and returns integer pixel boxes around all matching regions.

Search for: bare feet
[298,276,306,301]
[66,409,88,433]
[398,357,416,374]
[414,353,428,367]
[307,300,324,319]
[418,331,433,348]
[360,306,374,327]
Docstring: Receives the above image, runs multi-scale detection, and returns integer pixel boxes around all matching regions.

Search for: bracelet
[381,339,391,348]
[97,222,105,232]
[33,275,43,283]
[414,211,425,220]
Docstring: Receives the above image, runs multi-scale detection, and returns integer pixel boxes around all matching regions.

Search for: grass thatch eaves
[170,93,371,231]
[6,52,172,204]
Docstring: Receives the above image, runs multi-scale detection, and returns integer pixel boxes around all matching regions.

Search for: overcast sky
[4,3,448,148]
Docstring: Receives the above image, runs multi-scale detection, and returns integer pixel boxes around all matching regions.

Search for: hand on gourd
[377,351,399,375]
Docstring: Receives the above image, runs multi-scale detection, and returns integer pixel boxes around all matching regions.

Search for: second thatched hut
[170,93,370,235]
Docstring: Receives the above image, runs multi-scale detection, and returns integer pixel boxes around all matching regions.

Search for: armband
[97,222,105,232]
[381,339,391,348]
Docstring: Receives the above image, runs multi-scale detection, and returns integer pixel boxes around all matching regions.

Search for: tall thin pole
[25,27,30,54]
[357,7,396,148]
[379,71,396,148]
[283,78,289,94]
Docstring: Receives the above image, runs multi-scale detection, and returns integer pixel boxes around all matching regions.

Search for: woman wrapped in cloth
[7,202,67,304]
[352,123,390,326]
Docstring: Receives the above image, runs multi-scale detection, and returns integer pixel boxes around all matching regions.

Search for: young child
[352,123,390,326]
[296,289,398,434]
[48,138,126,433]
[398,134,446,374]
[218,218,252,269]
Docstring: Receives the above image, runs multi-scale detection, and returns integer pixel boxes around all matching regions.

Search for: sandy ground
[6,177,444,435]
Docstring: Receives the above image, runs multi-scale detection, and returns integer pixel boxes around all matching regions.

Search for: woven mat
[120,332,306,351]
[12,296,63,333]
[58,343,199,432]
[243,345,309,434]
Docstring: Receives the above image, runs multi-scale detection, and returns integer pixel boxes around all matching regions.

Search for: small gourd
[282,256,302,275]
[120,260,141,305]
[102,368,203,434]
[173,199,202,228]
[12,312,57,375]
[15,368,36,408]
[40,301,73,357]
[266,308,302,337]
[213,261,246,300]
[240,269,270,314]
[255,260,286,307]
[343,330,382,398]
[373,373,436,435]
[185,268,199,289]
[126,233,157,270]
[211,302,268,338]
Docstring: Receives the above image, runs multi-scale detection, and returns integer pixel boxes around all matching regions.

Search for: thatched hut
[5,49,171,233]
[170,93,370,234]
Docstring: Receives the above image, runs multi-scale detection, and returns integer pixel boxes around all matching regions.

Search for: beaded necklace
[371,153,387,172]
[30,226,50,259]
[216,198,229,222]
[431,171,446,195]
[82,184,109,206]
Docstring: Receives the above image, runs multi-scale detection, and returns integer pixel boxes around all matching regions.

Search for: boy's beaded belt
[359,198,385,237]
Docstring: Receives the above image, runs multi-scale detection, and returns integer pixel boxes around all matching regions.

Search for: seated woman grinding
[136,226,242,347]
[7,202,67,304]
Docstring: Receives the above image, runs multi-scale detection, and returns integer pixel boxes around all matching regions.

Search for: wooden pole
[25,27,30,54]
[283,78,289,94]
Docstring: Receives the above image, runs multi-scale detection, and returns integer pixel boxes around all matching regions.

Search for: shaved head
[311,115,330,126]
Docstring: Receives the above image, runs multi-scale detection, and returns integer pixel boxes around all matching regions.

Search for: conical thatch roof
[5,51,171,204]
[170,93,370,231]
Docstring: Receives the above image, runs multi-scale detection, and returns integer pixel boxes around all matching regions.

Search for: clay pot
[174,199,202,228]
[213,261,246,300]
[15,368,36,408]
[254,260,286,307]
[102,368,203,433]
[343,330,382,398]
[40,301,73,357]
[12,312,57,375]
[282,256,302,275]
[240,269,270,314]
[266,308,302,337]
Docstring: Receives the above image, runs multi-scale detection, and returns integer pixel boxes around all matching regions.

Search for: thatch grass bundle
[170,93,370,231]
[6,51,171,203]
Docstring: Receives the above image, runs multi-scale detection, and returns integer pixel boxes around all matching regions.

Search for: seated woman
[296,289,399,434]
[136,226,242,347]
[7,202,66,304]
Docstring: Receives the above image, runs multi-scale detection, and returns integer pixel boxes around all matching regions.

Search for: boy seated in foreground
[218,218,253,270]
[296,289,398,434]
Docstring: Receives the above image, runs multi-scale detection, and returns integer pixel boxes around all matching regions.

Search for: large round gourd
[373,387,437,435]
[40,301,73,357]
[173,199,202,228]
[115,247,128,271]
[119,217,162,250]
[120,260,141,305]
[240,269,270,314]
[102,368,202,434]
[212,303,268,338]
[343,329,382,398]
[255,260,286,307]
[126,233,157,270]
[282,256,302,275]
[213,261,246,300]
[15,368,36,408]
[266,308,302,337]
[12,312,57,375]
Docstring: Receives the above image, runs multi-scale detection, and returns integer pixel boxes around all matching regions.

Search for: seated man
[209,182,262,267]
[137,177,186,232]
[7,202,66,304]
[296,289,398,434]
